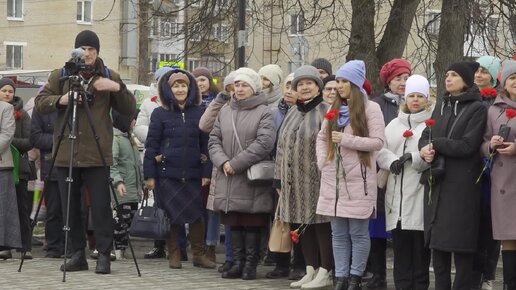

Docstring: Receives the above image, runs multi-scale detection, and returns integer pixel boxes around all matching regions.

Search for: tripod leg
[19,96,74,273]
[81,102,141,277]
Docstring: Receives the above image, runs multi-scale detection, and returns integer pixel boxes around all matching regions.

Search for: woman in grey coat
[0,89,22,254]
[209,67,276,280]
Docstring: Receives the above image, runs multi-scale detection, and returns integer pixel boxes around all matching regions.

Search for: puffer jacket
[10,96,32,180]
[143,69,211,180]
[209,92,276,214]
[377,106,433,231]
[0,101,15,169]
[316,100,385,219]
[111,128,142,204]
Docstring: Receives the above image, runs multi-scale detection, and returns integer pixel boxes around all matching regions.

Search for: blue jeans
[205,210,220,246]
[331,217,370,277]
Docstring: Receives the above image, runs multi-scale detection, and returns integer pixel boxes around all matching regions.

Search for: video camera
[64,48,95,76]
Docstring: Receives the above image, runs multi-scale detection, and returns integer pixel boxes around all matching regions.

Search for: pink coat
[316,101,385,219]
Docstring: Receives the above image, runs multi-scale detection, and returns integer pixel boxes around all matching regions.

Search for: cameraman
[35,30,136,274]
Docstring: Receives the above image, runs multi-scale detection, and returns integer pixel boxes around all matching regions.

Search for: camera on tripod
[61,48,96,106]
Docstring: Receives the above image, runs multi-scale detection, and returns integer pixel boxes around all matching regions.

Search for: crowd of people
[1,29,516,290]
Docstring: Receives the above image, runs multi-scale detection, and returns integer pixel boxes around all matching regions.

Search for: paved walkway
[0,238,505,289]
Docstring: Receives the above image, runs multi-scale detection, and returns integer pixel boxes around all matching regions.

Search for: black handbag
[129,188,171,240]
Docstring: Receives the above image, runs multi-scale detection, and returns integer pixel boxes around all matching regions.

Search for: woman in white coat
[376,75,433,289]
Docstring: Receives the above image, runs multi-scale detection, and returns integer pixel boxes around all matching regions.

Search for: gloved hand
[389,153,412,175]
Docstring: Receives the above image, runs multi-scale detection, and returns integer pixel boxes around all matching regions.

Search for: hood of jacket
[229,91,267,110]
[10,96,24,111]
[158,69,201,111]
[440,85,482,116]
[492,95,516,110]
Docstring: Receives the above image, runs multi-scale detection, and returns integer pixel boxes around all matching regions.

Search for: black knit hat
[446,61,479,89]
[75,30,100,53]
[0,78,16,94]
[311,58,333,76]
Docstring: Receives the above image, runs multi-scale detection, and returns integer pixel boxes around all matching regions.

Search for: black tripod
[18,73,141,281]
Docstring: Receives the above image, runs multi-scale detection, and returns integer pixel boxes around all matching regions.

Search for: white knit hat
[258,64,283,87]
[284,73,294,85]
[404,74,430,99]
[234,67,262,93]
[223,70,238,88]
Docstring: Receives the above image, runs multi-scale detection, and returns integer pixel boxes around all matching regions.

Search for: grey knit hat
[292,65,324,92]
[0,78,16,94]
[311,58,333,76]
[501,60,516,89]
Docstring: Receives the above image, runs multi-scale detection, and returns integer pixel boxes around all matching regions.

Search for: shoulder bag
[268,198,292,253]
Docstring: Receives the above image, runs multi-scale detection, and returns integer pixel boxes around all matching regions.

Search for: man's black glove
[389,153,412,175]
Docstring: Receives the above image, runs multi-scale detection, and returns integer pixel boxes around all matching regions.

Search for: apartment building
[0,0,138,83]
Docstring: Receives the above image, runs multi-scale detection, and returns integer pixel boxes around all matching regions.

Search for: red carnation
[424,119,435,126]
[506,107,516,119]
[13,110,22,120]
[402,130,414,138]
[290,230,300,244]
[480,87,497,98]
[150,96,158,102]
[324,109,339,120]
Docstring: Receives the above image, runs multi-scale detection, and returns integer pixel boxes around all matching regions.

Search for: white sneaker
[115,249,125,260]
[290,266,315,288]
[301,267,332,289]
[481,280,493,290]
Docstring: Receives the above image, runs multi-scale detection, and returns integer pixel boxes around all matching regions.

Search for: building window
[161,21,172,37]
[191,23,202,42]
[6,44,23,69]
[426,10,440,35]
[188,59,200,71]
[77,0,92,23]
[7,0,23,19]
[289,13,304,36]
[212,24,229,43]
[159,54,177,62]
[151,18,160,37]
[488,16,498,40]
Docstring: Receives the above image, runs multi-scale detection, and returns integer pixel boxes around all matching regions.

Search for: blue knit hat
[476,56,501,87]
[336,60,367,95]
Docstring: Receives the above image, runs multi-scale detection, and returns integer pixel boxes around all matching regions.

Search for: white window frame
[161,21,172,37]
[77,0,93,24]
[289,13,304,36]
[4,41,26,69]
[191,23,201,42]
[150,17,160,37]
[7,0,23,20]
[188,59,200,71]
[426,9,440,36]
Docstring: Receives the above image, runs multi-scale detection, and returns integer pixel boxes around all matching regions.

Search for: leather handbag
[247,160,275,181]
[230,110,275,182]
[268,199,291,253]
[129,188,170,240]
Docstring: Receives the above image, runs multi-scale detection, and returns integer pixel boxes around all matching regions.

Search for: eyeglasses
[324,87,337,92]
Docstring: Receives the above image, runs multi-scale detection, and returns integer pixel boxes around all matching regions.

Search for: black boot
[503,250,516,290]
[348,274,363,290]
[95,252,111,274]
[334,276,349,290]
[60,249,88,272]
[222,230,245,279]
[366,274,386,289]
[144,247,166,259]
[242,230,260,280]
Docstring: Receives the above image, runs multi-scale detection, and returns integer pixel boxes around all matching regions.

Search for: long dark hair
[325,82,371,167]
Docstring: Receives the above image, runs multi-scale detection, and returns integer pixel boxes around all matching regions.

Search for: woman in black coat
[419,62,487,290]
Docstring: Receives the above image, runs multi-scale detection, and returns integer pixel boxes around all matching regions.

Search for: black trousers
[15,180,32,252]
[368,237,387,276]
[297,223,333,270]
[44,180,64,254]
[433,249,474,290]
[391,226,430,290]
[57,167,113,255]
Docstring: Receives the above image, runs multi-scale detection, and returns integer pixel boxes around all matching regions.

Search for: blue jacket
[30,110,58,180]
[143,69,211,180]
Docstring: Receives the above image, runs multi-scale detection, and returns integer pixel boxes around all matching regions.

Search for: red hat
[362,79,372,96]
[379,58,411,86]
